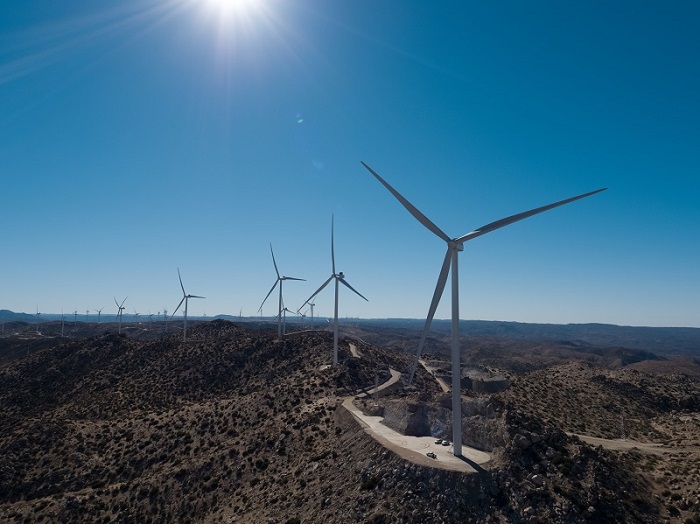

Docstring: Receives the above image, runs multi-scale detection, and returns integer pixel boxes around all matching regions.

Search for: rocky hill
[1,320,697,522]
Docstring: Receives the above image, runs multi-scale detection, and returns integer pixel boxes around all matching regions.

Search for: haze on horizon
[1,1,699,328]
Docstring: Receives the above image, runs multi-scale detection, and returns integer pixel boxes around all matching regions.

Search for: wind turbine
[94,307,104,324]
[258,244,305,338]
[61,309,65,337]
[300,215,368,365]
[114,297,128,335]
[133,309,140,325]
[363,161,606,457]
[281,301,299,334]
[171,268,204,342]
[302,300,315,328]
[35,307,41,335]
[85,309,89,322]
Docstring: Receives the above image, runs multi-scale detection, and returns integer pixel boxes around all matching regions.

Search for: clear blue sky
[2,0,699,327]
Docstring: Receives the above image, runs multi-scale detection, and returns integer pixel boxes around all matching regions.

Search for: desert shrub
[361,475,382,491]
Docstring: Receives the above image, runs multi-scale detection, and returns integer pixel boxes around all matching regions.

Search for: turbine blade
[331,215,336,275]
[456,188,608,243]
[270,244,280,278]
[338,277,368,302]
[178,268,186,295]
[189,295,205,299]
[283,276,306,282]
[171,297,185,318]
[299,275,333,310]
[408,247,452,383]
[362,161,451,243]
[120,296,128,307]
[114,297,119,307]
[259,280,279,311]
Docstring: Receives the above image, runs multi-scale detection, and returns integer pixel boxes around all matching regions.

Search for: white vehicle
[441,440,450,446]
[434,439,443,445]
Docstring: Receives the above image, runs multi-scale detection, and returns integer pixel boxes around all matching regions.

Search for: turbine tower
[362,161,606,457]
[258,244,305,338]
[303,300,316,328]
[114,297,128,335]
[300,215,368,365]
[171,268,204,342]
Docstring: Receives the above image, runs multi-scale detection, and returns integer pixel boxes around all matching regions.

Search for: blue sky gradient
[1,0,699,327]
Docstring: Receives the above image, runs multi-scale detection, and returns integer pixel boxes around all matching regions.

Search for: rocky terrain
[0,320,698,522]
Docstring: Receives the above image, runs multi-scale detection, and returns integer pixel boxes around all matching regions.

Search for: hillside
[1,321,697,522]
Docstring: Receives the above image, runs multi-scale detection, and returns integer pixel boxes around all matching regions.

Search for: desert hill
[1,320,697,522]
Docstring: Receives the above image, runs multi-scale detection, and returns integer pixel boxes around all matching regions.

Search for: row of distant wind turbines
[35,162,606,459]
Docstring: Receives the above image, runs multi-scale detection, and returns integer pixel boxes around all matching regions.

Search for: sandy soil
[419,358,450,393]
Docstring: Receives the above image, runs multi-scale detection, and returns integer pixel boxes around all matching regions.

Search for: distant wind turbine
[171,268,204,342]
[35,306,41,335]
[300,215,368,365]
[362,161,606,457]
[114,297,128,335]
[94,307,104,324]
[258,244,305,338]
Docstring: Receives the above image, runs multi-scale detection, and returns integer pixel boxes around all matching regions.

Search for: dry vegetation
[1,320,699,522]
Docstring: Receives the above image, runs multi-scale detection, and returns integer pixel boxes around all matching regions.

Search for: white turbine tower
[300,215,368,365]
[258,244,305,339]
[94,307,104,324]
[362,161,606,457]
[309,301,315,327]
[114,297,128,335]
[171,268,204,342]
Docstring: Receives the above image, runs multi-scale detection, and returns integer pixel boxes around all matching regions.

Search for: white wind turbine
[282,305,296,334]
[362,161,606,457]
[94,307,104,324]
[171,268,204,342]
[298,299,315,329]
[300,215,368,365]
[114,297,128,335]
[258,244,305,339]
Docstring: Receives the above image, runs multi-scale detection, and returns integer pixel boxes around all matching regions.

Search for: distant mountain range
[2,310,698,355]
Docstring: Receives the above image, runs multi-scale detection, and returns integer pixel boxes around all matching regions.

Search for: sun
[205,0,260,17]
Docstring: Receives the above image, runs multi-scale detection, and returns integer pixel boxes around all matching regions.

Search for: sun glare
[206,0,259,17]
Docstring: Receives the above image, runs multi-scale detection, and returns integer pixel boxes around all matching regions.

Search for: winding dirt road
[341,343,491,472]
